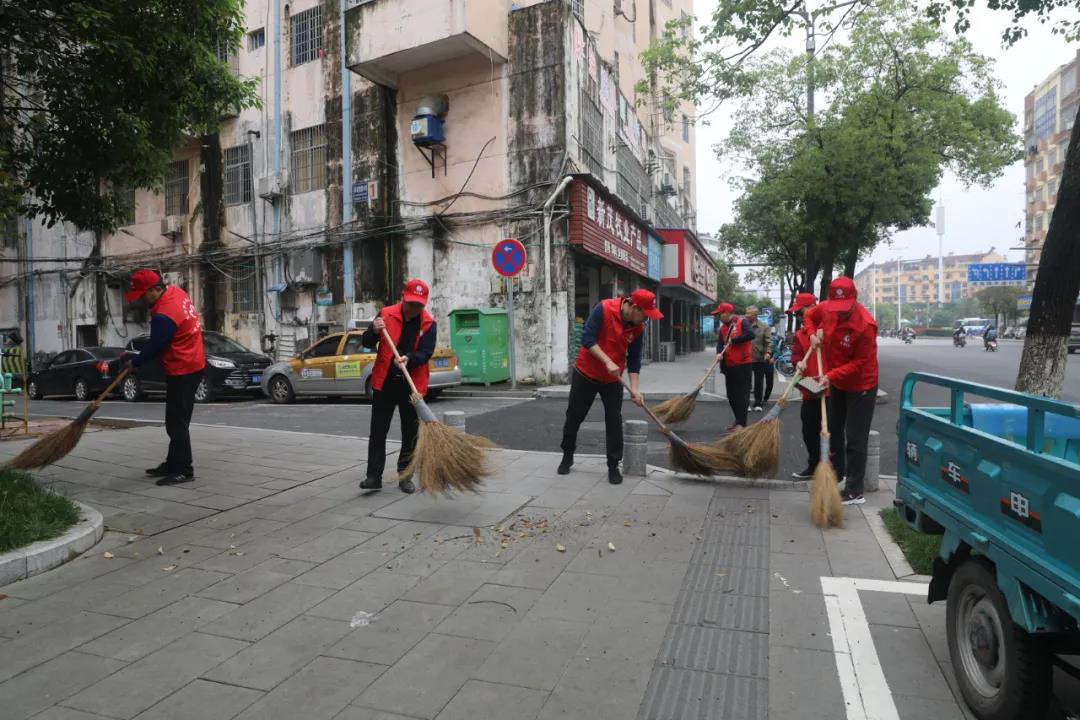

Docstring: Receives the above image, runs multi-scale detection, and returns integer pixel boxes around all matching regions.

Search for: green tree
[1,1,258,231]
[715,258,741,303]
[976,286,1024,325]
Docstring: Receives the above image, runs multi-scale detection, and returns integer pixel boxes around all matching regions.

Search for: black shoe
[840,490,865,506]
[145,463,169,477]
[608,466,623,485]
[399,477,416,494]
[359,476,383,491]
[791,466,814,480]
[557,453,573,475]
[156,472,193,486]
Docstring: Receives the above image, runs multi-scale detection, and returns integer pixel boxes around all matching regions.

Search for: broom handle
[379,328,423,398]
[695,340,730,391]
[816,347,829,440]
[94,367,131,407]
[621,377,672,436]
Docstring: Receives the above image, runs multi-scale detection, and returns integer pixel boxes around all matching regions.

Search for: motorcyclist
[983,324,998,348]
[953,326,967,346]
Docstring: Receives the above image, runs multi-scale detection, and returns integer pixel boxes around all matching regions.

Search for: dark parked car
[121,331,272,403]
[27,347,125,400]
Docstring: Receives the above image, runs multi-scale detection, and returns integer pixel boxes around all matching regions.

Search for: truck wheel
[947,558,1051,720]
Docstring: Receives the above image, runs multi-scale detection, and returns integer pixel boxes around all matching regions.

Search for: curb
[534,388,723,402]
[863,504,917,579]
[0,500,104,586]
[643,464,809,490]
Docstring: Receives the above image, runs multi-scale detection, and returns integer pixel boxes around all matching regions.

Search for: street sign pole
[505,276,517,390]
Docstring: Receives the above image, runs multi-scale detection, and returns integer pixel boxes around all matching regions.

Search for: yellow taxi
[260,324,461,403]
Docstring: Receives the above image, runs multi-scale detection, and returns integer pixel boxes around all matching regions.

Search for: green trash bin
[450,308,510,385]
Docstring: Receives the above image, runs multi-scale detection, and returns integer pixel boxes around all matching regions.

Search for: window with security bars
[119,186,136,225]
[291,6,323,66]
[248,28,265,51]
[215,42,240,76]
[231,263,257,313]
[223,145,252,205]
[290,124,327,194]
[571,0,584,19]
[683,166,691,198]
[616,144,647,209]
[579,91,604,178]
[1,214,18,249]
[165,159,189,216]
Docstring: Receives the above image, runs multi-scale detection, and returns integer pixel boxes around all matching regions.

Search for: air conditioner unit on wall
[258,172,287,201]
[160,216,183,239]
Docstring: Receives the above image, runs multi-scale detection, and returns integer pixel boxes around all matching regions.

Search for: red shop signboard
[568,179,648,276]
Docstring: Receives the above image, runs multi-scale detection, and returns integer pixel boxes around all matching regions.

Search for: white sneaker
[753,405,763,412]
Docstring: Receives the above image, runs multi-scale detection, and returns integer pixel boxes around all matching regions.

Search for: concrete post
[623,419,648,477]
[865,429,880,493]
[442,411,466,432]
[704,365,718,396]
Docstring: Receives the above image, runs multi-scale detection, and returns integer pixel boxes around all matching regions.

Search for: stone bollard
[623,419,648,477]
[442,410,466,432]
[865,429,880,493]
[704,365,718,396]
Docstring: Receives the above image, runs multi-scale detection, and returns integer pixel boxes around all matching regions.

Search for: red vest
[370,302,435,394]
[575,298,645,383]
[791,325,825,400]
[151,286,205,376]
[721,317,752,367]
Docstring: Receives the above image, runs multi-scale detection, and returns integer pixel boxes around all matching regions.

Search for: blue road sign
[492,239,527,278]
[967,263,1025,283]
[352,181,369,203]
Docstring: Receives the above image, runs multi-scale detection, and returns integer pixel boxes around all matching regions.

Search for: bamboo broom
[381,329,494,494]
[650,338,730,425]
[715,366,804,478]
[808,347,844,528]
[5,368,130,470]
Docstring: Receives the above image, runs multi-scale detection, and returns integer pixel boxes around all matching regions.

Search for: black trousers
[800,396,823,469]
[752,361,774,406]
[724,363,752,427]
[367,375,420,479]
[827,386,878,494]
[561,369,623,468]
[164,371,201,475]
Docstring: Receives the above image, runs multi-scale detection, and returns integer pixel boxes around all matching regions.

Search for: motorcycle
[984,338,998,352]
[903,333,914,344]
[953,335,966,348]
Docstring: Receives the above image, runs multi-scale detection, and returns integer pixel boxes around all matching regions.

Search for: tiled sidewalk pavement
[0,425,971,720]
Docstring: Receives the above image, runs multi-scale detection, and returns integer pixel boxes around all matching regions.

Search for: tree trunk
[818,248,835,300]
[1015,105,1080,398]
[842,248,858,278]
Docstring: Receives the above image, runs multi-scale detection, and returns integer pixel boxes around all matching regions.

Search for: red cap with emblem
[629,289,663,320]
[402,279,429,305]
[710,302,735,316]
[786,292,818,314]
[125,269,162,302]
[826,277,857,312]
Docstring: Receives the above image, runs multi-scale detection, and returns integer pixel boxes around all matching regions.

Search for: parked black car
[121,331,272,403]
[27,347,126,400]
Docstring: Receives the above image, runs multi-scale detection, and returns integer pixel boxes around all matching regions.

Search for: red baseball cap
[786,292,818,314]
[630,289,663,320]
[710,302,735,316]
[826,277,857,312]
[402,279,429,305]
[125,269,162,302]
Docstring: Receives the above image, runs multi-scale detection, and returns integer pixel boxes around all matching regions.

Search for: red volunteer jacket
[151,285,205,376]
[370,302,435,394]
[803,302,879,392]
[575,298,645,383]
[720,317,753,367]
[790,325,825,400]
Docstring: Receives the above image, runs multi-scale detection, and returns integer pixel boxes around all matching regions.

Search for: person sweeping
[126,269,206,486]
[360,279,438,495]
[711,302,754,430]
[788,292,825,480]
[803,277,879,506]
[558,289,662,485]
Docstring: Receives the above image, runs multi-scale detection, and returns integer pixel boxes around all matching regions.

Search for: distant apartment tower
[854,249,1013,312]
[1023,50,1080,288]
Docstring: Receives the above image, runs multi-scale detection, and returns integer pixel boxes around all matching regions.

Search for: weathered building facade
[1,0,703,383]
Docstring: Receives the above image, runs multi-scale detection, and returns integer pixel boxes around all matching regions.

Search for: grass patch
[0,470,81,553]
[879,507,942,576]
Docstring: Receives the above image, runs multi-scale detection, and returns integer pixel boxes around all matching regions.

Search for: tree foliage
[976,286,1024,322]
[1,1,259,231]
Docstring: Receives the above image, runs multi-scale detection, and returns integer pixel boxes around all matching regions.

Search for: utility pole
[795,2,816,292]
[340,0,355,325]
[247,130,265,346]
[936,203,945,306]
[897,256,903,332]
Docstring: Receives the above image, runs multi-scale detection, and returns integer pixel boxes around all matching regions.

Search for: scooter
[984,338,998,352]
[953,335,966,348]
[903,333,914,344]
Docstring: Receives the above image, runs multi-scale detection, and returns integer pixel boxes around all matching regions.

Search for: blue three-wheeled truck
[895,373,1080,720]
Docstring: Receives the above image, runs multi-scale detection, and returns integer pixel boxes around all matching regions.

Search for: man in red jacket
[804,277,879,505]
[125,269,206,486]
[712,302,755,429]
[788,292,823,479]
[359,280,437,495]
[559,289,662,485]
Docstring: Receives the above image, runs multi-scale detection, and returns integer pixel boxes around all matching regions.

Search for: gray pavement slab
[434,680,549,720]
[473,616,590,691]
[79,596,238,662]
[325,600,454,666]
[0,650,127,720]
[200,581,335,641]
[232,656,386,720]
[0,610,130,683]
[769,646,848,719]
[131,679,263,720]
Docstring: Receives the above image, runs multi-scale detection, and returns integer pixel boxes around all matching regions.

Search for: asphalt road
[23,337,1080,478]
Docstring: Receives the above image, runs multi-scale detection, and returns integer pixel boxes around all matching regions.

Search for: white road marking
[821,576,931,720]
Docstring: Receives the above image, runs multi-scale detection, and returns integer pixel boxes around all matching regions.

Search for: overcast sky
[692,1,1075,295]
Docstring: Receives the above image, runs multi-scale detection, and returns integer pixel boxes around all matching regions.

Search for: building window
[1062,101,1078,132]
[165,159,189,216]
[1035,213,1044,232]
[231,263,257,313]
[215,42,240,77]
[579,89,604,177]
[1,214,18,250]
[572,0,585,19]
[290,124,327,194]
[223,145,253,206]
[291,6,323,66]
[1062,65,1078,97]
[682,166,691,198]
[248,28,266,51]
[1034,87,1057,141]
[119,186,136,225]
[682,114,690,142]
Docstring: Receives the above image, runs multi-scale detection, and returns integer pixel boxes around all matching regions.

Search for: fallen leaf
[133,528,144,534]
[157,546,164,555]
[556,543,566,553]
[607,542,616,552]
[126,535,138,543]
[162,565,177,572]
[103,552,114,559]
[0,593,9,600]
[500,541,509,549]
[230,551,244,556]
[473,528,481,541]
[624,520,632,527]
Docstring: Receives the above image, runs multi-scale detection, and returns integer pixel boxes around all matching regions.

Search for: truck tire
[947,558,1051,720]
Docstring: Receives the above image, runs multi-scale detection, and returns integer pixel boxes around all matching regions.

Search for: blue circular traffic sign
[492,238,527,278]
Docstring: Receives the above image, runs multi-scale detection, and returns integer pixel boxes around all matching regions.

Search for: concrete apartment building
[0,0,708,382]
[853,249,1013,312]
[1023,50,1080,288]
